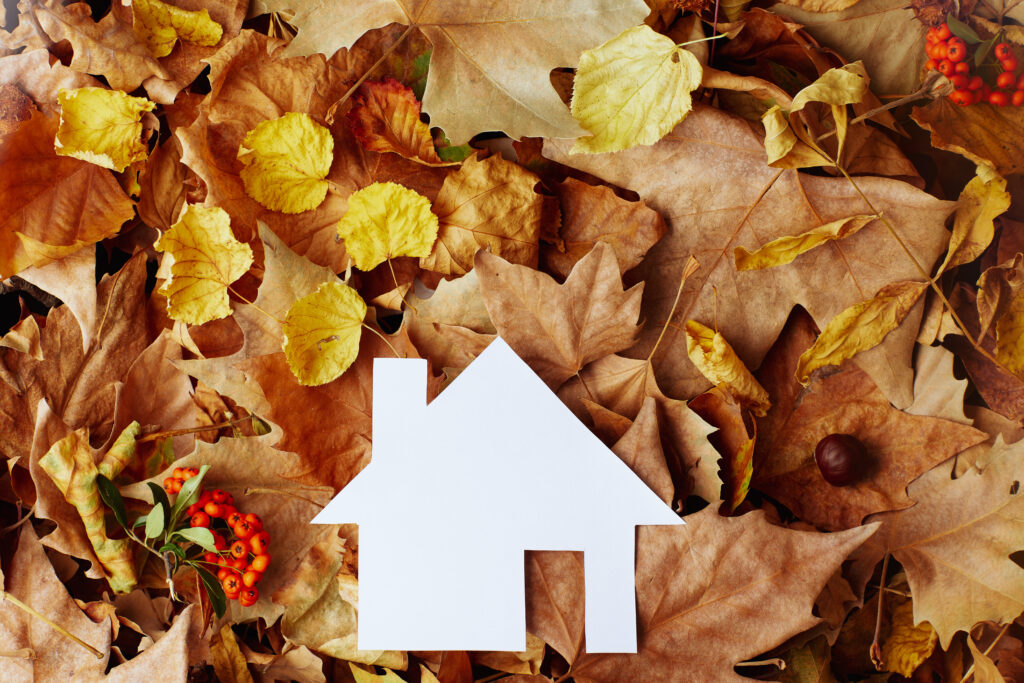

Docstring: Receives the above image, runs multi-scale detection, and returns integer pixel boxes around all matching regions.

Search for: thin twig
[162,552,180,602]
[0,590,104,659]
[228,285,283,325]
[0,505,35,537]
[648,255,700,363]
[870,553,890,671]
[815,74,943,143]
[735,658,785,669]
[136,416,255,444]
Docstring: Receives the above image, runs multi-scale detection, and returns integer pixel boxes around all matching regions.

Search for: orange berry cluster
[164,468,271,607]
[924,23,1024,106]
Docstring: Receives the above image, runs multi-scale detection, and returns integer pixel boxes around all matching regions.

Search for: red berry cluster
[924,23,1024,106]
[164,468,271,607]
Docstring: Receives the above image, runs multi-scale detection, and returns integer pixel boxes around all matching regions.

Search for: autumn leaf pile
[2,0,1024,680]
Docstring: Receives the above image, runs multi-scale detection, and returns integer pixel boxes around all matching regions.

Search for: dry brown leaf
[610,397,674,505]
[526,507,876,681]
[544,105,955,407]
[348,78,446,166]
[474,243,642,390]
[0,49,99,114]
[137,137,189,233]
[541,178,666,281]
[912,98,1024,177]
[0,524,111,681]
[0,111,133,279]
[96,605,203,683]
[753,308,986,530]
[420,154,542,276]
[17,247,97,348]
[849,436,1024,647]
[404,269,495,334]
[178,29,448,271]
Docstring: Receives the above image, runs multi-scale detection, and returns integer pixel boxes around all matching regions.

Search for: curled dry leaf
[420,154,543,276]
[54,87,155,172]
[880,600,937,678]
[937,166,1011,274]
[571,25,702,154]
[684,320,771,416]
[348,78,447,166]
[912,96,1024,178]
[474,243,642,390]
[155,205,254,325]
[734,214,878,270]
[337,181,439,271]
[131,0,224,58]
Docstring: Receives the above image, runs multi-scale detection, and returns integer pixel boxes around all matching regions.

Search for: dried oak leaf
[526,507,876,681]
[122,434,337,626]
[177,29,448,271]
[0,525,111,682]
[753,308,986,530]
[0,110,134,278]
[848,437,1024,647]
[421,154,543,276]
[542,177,666,281]
[544,105,956,407]
[475,242,642,390]
[266,0,649,143]
[912,96,1024,177]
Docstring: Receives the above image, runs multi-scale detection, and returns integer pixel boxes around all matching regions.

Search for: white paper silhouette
[311,337,684,653]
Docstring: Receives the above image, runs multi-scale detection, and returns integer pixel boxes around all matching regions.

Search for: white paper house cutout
[311,337,683,653]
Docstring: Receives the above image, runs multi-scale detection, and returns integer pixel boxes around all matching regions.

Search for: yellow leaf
[881,601,937,678]
[155,205,254,325]
[337,181,439,271]
[761,106,831,168]
[349,663,408,683]
[571,25,702,154]
[684,320,770,416]
[38,422,141,593]
[238,112,333,214]
[55,87,155,172]
[790,62,868,113]
[283,281,367,386]
[132,0,223,59]
[734,214,878,270]
[938,165,1011,274]
[727,434,754,513]
[797,280,928,383]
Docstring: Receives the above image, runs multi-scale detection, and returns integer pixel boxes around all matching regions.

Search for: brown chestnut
[814,434,868,486]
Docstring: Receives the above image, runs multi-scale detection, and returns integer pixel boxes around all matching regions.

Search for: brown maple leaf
[526,508,876,681]
[545,105,956,407]
[912,97,1024,177]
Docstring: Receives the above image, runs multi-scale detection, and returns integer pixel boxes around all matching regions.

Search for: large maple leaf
[544,105,956,406]
[265,0,648,143]
[526,508,876,681]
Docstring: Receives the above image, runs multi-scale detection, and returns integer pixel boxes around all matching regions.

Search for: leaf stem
[676,33,727,48]
[228,285,284,325]
[387,258,418,314]
[815,73,945,143]
[0,589,104,659]
[361,322,404,359]
[325,25,415,125]
[869,552,890,671]
[647,255,700,363]
[735,658,785,669]
[136,416,255,444]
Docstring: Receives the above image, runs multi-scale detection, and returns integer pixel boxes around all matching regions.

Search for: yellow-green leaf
[238,112,333,214]
[761,106,831,168]
[938,165,1011,274]
[55,87,155,172]
[283,281,367,386]
[797,280,928,383]
[571,25,702,154]
[132,0,223,58]
[685,320,770,416]
[790,62,869,113]
[38,422,141,593]
[881,601,937,678]
[155,205,254,325]
[734,214,878,270]
[337,181,439,271]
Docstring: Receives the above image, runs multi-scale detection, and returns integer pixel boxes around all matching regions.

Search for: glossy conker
[814,434,868,486]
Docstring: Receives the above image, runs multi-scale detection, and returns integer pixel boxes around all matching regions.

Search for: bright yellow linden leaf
[734,214,878,270]
[796,280,928,383]
[938,165,1011,274]
[132,0,223,58]
[789,62,868,113]
[283,281,367,386]
[155,205,254,325]
[337,181,439,271]
[761,105,831,168]
[571,24,702,154]
[685,320,771,416]
[238,112,333,214]
[55,87,155,172]
[881,601,937,678]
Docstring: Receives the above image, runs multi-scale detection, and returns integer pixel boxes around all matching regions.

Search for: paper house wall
[312,337,683,653]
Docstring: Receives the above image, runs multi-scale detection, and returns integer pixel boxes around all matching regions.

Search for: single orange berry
[242,570,262,588]
[968,75,984,90]
[172,467,184,479]
[954,61,971,74]
[1001,57,1019,73]
[933,42,949,60]
[989,90,1010,107]
[1017,72,1024,90]
[203,552,219,565]
[997,71,1017,90]
[947,42,967,62]
[995,42,1013,61]
[210,489,229,504]
[225,510,244,527]
[230,557,248,571]
[234,521,255,540]
[949,89,973,106]
[182,467,199,479]
[217,567,232,581]
[936,23,951,40]
[222,573,242,593]
[250,554,271,573]
[190,511,211,528]
[244,513,262,531]
[185,503,202,517]
[239,587,259,607]
[163,477,177,494]
[250,531,271,555]
[926,26,940,43]
[924,58,939,71]
[1013,90,1024,106]
[949,74,968,89]
[203,501,223,518]
[229,540,248,559]
[170,479,183,494]
[937,59,956,77]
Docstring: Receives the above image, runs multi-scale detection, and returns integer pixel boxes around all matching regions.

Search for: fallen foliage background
[1,0,1024,681]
